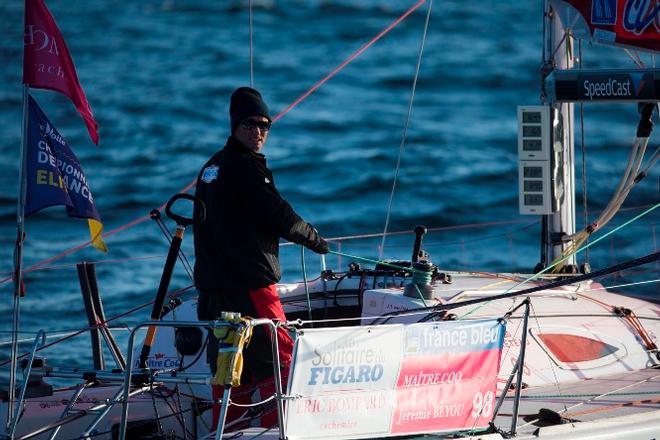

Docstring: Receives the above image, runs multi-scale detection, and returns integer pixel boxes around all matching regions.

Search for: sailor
[193,86,329,426]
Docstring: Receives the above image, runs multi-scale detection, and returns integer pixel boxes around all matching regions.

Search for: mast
[541,0,577,269]
[7,84,29,438]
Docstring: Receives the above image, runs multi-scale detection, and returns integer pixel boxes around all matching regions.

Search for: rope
[578,278,660,294]
[327,249,425,275]
[272,0,426,123]
[520,390,660,399]
[465,311,525,434]
[0,177,200,284]
[412,267,432,285]
[548,13,580,61]
[555,125,657,270]
[300,246,313,325]
[616,307,658,351]
[229,394,275,408]
[422,221,539,248]
[0,329,126,348]
[509,202,659,292]
[379,0,433,258]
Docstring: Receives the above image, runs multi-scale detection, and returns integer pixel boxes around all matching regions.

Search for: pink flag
[23,0,99,145]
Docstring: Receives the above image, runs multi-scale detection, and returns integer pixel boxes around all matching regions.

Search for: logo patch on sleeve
[201,165,219,183]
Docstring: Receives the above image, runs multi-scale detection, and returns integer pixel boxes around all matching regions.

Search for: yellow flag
[88,219,108,253]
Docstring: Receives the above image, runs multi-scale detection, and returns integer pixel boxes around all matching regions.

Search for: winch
[403,225,435,301]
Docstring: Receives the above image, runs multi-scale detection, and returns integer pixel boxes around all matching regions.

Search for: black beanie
[229,87,271,133]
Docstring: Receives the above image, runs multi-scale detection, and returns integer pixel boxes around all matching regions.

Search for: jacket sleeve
[227,157,326,250]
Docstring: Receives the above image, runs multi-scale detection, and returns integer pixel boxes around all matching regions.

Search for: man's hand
[286,221,330,254]
[309,237,329,255]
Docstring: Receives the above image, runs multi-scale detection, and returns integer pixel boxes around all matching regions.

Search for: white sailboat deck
[223,369,660,439]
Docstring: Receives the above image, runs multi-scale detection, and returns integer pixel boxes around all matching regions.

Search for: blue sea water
[0,0,657,369]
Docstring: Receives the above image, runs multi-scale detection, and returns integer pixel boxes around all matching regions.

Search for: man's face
[235,115,271,153]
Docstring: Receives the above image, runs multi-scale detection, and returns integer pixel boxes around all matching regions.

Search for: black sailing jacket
[193,136,324,291]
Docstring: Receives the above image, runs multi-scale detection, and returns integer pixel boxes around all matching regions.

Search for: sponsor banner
[548,69,660,103]
[391,374,496,434]
[391,349,502,434]
[402,319,503,354]
[561,0,660,53]
[286,319,504,439]
[133,352,182,369]
[286,325,401,439]
[577,72,655,101]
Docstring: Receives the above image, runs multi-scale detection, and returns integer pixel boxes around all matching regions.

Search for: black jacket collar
[225,135,266,163]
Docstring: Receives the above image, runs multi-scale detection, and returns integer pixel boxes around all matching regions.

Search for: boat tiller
[138,193,206,370]
[411,224,428,262]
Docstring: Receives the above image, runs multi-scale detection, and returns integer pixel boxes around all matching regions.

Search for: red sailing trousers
[210,284,293,431]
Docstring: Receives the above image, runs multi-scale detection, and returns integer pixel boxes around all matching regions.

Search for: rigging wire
[506,203,658,290]
[322,197,657,291]
[0,218,539,280]
[153,213,194,282]
[0,326,130,348]
[640,145,660,175]
[457,203,660,319]
[624,48,645,68]
[0,284,194,369]
[379,0,433,259]
[272,0,426,123]
[529,301,568,415]
[3,211,655,284]
[249,0,254,87]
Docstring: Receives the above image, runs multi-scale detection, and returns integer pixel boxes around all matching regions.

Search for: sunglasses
[240,119,272,131]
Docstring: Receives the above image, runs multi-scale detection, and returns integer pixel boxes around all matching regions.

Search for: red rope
[0,254,167,277]
[272,0,426,123]
[3,4,424,285]
[0,213,152,285]
[617,308,658,350]
[577,293,658,352]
